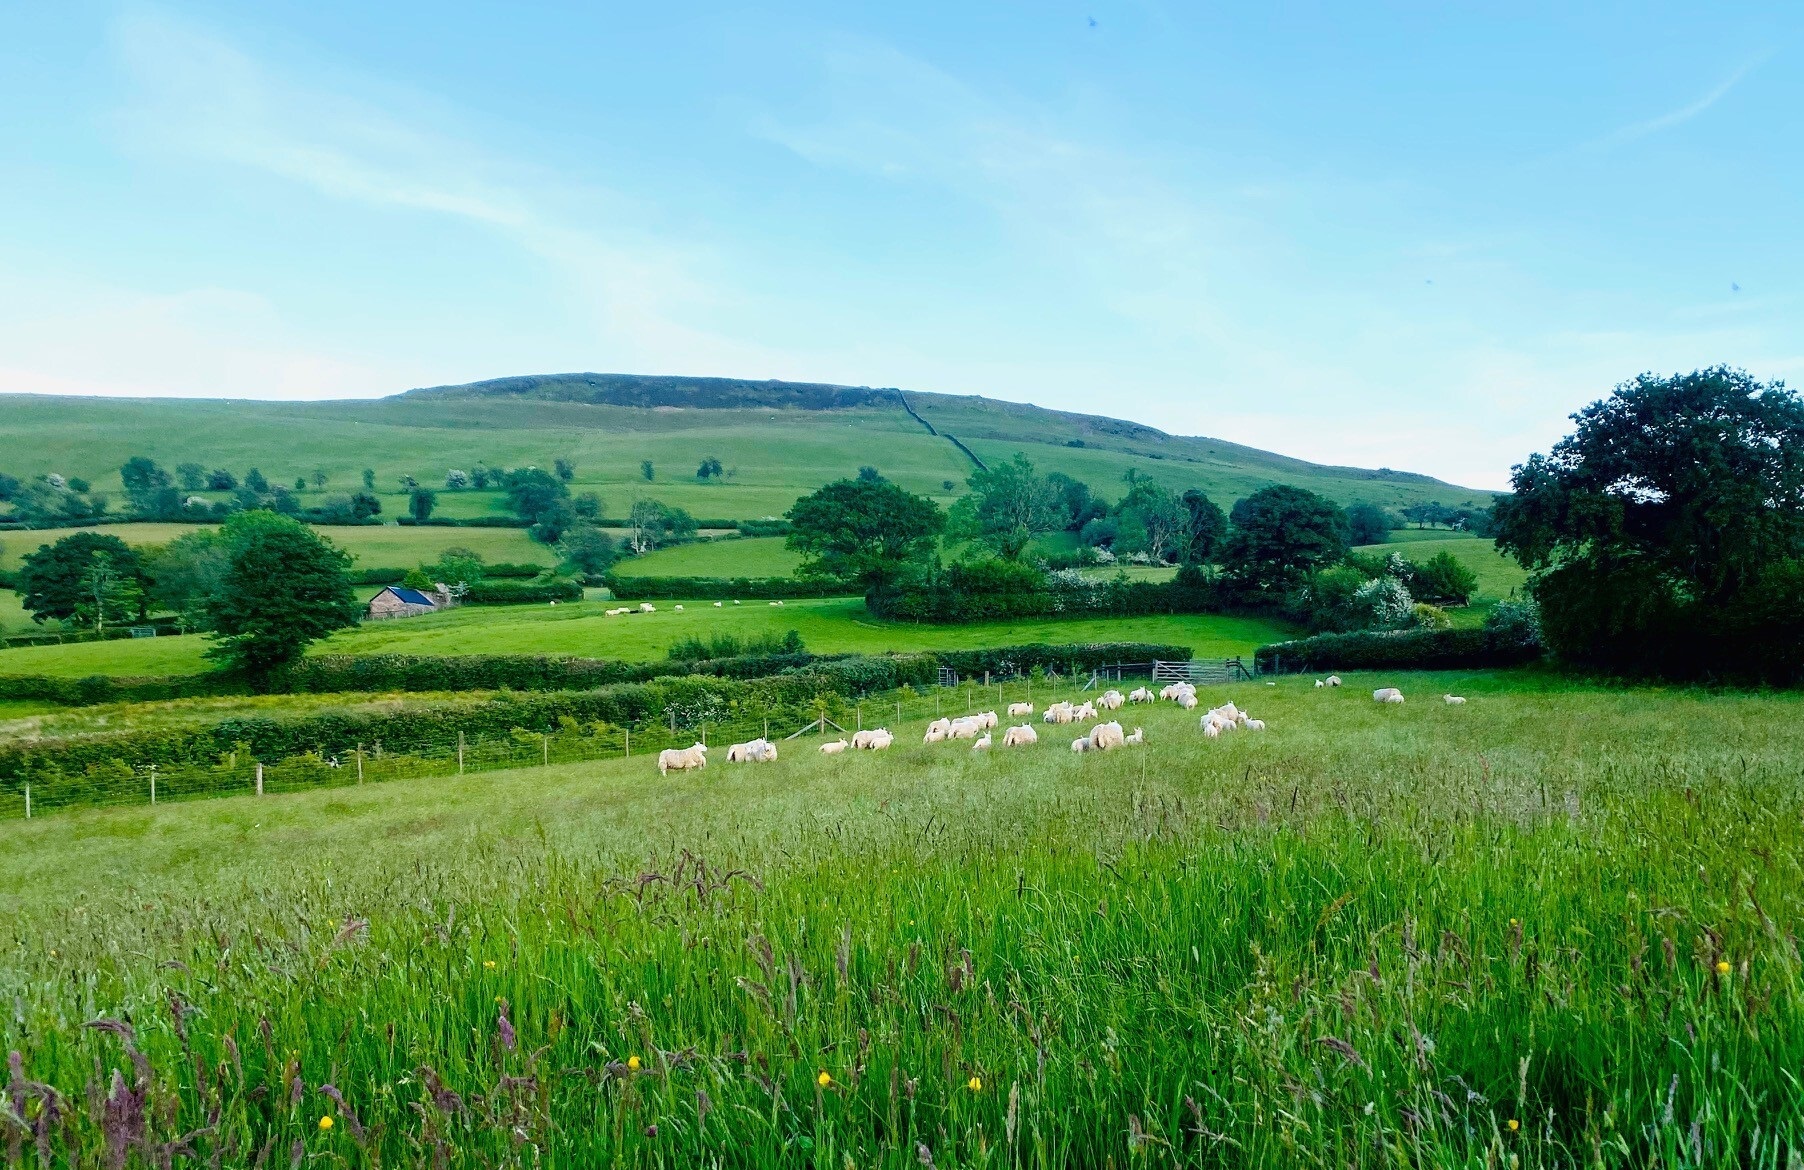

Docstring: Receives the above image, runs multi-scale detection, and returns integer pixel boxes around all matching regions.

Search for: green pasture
[1374,527,1477,543]
[0,522,545,572]
[1360,535,1529,607]
[1,673,1799,1164]
[610,536,804,578]
[0,588,26,636]
[0,597,1294,678]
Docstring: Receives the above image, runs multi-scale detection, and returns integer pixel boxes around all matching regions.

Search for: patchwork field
[1359,535,1529,613]
[0,522,546,572]
[2,671,1797,1164]
[611,536,805,578]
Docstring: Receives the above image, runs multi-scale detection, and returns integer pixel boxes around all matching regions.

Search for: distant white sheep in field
[1314,679,1324,688]
[1002,724,1037,747]
[1071,735,1093,753]
[657,743,707,776]
[972,733,992,751]
[1122,727,1144,746]
[1444,694,1467,705]
[1202,721,1221,739]
[1177,693,1198,711]
[948,717,983,740]
[1043,702,1075,724]
[1128,687,1156,703]
[1007,701,1034,717]
[674,604,684,612]
[714,601,723,607]
[726,738,778,763]
[978,710,999,729]
[1072,701,1097,722]
[1373,688,1405,704]
[1097,689,1125,710]
[1326,676,1342,687]
[1245,718,1266,731]
[818,739,850,754]
[1159,683,1195,702]
[923,725,948,745]
[853,729,893,750]
[640,603,656,613]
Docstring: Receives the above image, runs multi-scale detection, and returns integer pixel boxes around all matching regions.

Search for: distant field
[0,523,546,571]
[0,597,1295,677]
[1375,527,1477,544]
[610,536,803,578]
[1359,535,1528,605]
[0,589,26,636]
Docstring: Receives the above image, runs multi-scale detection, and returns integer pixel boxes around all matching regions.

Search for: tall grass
[1,675,1800,1165]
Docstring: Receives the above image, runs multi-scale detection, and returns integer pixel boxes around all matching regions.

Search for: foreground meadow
[1,673,1800,1166]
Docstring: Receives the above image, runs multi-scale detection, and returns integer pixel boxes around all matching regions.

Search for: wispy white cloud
[1588,54,1769,149]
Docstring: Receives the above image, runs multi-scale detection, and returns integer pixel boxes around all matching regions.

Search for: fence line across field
[0,659,1247,822]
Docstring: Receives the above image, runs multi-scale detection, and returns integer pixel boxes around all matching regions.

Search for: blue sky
[1,2,1798,489]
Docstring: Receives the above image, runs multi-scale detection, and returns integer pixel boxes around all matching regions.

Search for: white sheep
[1043,702,1074,725]
[853,728,893,750]
[972,733,992,751]
[1071,735,1093,753]
[1122,727,1144,746]
[976,710,999,729]
[1072,701,1097,722]
[726,738,777,763]
[1314,679,1324,688]
[1089,721,1126,751]
[1202,721,1221,739]
[1178,693,1198,711]
[948,717,983,740]
[1128,687,1156,703]
[1097,689,1125,711]
[1444,695,1467,705]
[1245,718,1266,731]
[923,725,948,745]
[1007,701,1034,717]
[714,601,723,608]
[1001,724,1038,747]
[674,604,684,612]
[925,717,953,737]
[1373,688,1405,704]
[733,600,741,605]
[657,743,708,776]
[818,739,850,754]
[640,603,656,613]
[1326,676,1342,687]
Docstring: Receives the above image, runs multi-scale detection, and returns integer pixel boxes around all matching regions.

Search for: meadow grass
[611,536,805,578]
[1,671,1799,1165]
[1357,535,1527,605]
[0,598,1296,678]
[0,587,27,636]
[0,523,545,572]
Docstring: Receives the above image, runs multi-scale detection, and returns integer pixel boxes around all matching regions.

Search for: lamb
[1007,701,1034,717]
[1202,721,1221,739]
[1314,680,1324,688]
[1159,682,1195,702]
[972,733,992,751]
[853,728,893,750]
[1325,676,1342,687]
[1071,735,1093,752]
[1042,702,1075,724]
[818,739,850,754]
[657,743,708,776]
[1244,718,1266,731]
[948,717,984,740]
[1443,695,1467,705]
[1089,721,1126,751]
[923,725,949,745]
[674,604,684,612]
[1122,727,1144,746]
[1177,693,1199,711]
[1097,689,1125,711]
[1001,724,1038,747]
[714,601,723,607]
[726,738,777,763]
[1128,687,1156,703]
[1373,688,1405,704]
[1072,701,1097,722]
[639,603,656,613]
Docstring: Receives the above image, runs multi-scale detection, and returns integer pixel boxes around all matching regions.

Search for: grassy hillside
[0,596,1293,678]
[610,536,804,578]
[0,375,1495,528]
[1,672,1798,1164]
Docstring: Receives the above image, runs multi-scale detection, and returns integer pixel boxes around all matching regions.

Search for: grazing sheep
[640,603,656,613]
[657,743,708,776]
[1128,687,1156,704]
[1001,724,1038,747]
[1315,679,1324,688]
[1043,702,1075,725]
[926,717,953,738]
[1326,676,1342,687]
[1444,695,1467,705]
[948,717,983,740]
[1245,718,1266,731]
[733,600,741,605]
[1373,688,1404,704]
[853,728,892,750]
[1202,720,1221,739]
[923,725,949,745]
[1007,701,1034,717]
[1178,693,1198,711]
[1071,735,1093,752]
[1160,682,1196,702]
[674,604,685,612]
[1122,727,1144,746]
[1097,689,1125,711]
[1089,721,1126,750]
[972,733,992,751]
[714,601,723,607]
[819,739,850,754]
[1072,702,1097,722]
[726,738,777,763]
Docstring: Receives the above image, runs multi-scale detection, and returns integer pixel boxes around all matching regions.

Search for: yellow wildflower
[968,1077,982,1092]
[483,960,496,970]
[818,1071,832,1087]
[1716,960,1731,975]
[627,1055,641,1071]
[319,1116,334,1131]
[1507,1119,1519,1133]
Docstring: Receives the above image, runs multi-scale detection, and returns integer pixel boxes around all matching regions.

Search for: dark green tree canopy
[1180,489,1227,564]
[18,532,146,624]
[786,478,944,591]
[206,514,360,676]
[1222,485,1350,591]
[960,453,1062,560]
[1494,367,1804,604]
[1345,502,1395,547]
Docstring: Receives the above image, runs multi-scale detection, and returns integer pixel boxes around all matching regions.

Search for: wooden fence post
[149,765,157,806]
[23,783,29,820]
[457,732,465,775]
[355,744,363,783]
[542,734,549,767]
[624,728,630,758]
[255,763,264,797]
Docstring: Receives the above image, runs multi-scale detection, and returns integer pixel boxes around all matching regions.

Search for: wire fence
[0,670,1158,822]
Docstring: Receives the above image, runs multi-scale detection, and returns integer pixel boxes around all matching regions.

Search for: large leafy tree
[1495,367,1804,605]
[144,529,232,629]
[1114,481,1189,563]
[958,453,1062,560]
[1494,368,1804,675]
[1180,489,1228,564]
[1345,502,1394,547]
[206,514,361,676]
[18,532,147,624]
[786,478,944,591]
[120,457,175,516]
[1222,485,1350,591]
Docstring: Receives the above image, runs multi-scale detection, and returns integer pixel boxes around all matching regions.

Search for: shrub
[1350,576,1414,630]
[668,629,804,662]
[1484,598,1541,651]
[1411,603,1451,630]
[1254,627,1542,674]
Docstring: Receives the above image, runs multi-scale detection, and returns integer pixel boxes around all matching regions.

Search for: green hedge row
[603,575,853,600]
[1253,627,1543,674]
[0,658,947,785]
[0,673,235,705]
[869,581,1219,623]
[396,517,532,528]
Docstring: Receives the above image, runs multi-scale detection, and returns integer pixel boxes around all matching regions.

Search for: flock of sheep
[654,676,1470,775]
[605,600,788,618]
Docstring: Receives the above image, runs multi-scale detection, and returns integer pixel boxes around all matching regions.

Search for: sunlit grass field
[611,536,805,578]
[0,597,1295,678]
[2,671,1798,1165]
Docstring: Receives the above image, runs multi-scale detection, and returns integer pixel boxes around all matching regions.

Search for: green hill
[0,373,1498,525]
